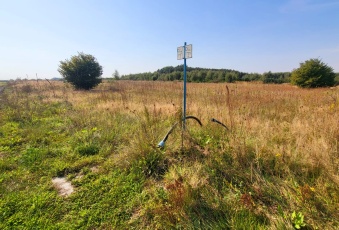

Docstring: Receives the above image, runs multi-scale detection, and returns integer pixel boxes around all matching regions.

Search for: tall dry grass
[11,79,339,184]
[3,79,338,228]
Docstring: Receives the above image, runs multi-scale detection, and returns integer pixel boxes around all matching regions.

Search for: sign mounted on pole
[185,44,192,59]
[177,46,184,60]
[157,42,194,149]
[178,42,192,135]
[177,44,192,60]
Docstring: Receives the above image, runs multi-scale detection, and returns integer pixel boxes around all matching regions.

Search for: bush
[335,73,339,86]
[291,58,335,88]
[76,144,100,156]
[58,52,103,90]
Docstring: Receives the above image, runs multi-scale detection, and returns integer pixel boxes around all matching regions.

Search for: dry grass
[11,79,339,184]
[2,79,339,229]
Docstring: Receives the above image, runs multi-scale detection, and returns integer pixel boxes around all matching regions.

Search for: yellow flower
[329,103,335,111]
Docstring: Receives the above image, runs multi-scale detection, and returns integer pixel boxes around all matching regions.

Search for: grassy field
[0,80,338,229]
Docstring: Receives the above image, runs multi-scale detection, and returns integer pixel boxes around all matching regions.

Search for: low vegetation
[0,80,338,229]
[120,58,339,87]
[120,65,291,84]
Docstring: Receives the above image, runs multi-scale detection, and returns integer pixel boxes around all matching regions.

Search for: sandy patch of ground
[52,177,74,197]
[90,166,99,173]
[51,166,100,196]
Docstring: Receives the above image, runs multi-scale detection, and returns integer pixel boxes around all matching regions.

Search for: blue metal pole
[183,42,187,130]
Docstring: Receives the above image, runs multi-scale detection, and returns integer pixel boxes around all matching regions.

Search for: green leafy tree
[291,58,335,88]
[58,52,103,90]
[262,71,289,84]
[225,72,236,83]
[216,71,225,82]
[113,70,120,80]
[206,70,214,82]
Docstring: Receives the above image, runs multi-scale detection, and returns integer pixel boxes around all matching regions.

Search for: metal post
[183,42,187,131]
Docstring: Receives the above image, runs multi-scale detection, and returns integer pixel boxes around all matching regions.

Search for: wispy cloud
[280,0,339,13]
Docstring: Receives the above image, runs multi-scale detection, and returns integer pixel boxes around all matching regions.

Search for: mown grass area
[0,80,338,229]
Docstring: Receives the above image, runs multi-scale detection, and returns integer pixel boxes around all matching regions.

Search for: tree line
[56,53,338,90]
[120,65,292,84]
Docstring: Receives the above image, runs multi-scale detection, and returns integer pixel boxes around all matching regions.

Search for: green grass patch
[0,81,338,229]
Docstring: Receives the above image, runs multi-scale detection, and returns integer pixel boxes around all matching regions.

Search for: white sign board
[177,44,192,60]
[185,44,192,59]
[177,46,184,60]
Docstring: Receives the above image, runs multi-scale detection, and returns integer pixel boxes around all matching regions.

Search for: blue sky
[1,0,339,80]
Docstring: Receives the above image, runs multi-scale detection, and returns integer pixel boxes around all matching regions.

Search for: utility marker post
[177,42,192,148]
[157,43,193,150]
[177,42,192,131]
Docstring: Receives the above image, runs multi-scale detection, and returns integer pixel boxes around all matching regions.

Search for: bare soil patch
[52,177,74,197]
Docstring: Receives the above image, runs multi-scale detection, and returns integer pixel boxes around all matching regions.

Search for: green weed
[291,211,306,229]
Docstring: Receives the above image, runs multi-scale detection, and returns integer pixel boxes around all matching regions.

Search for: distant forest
[120,65,292,84]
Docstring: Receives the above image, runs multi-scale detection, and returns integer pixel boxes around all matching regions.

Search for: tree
[216,71,225,82]
[58,52,103,90]
[225,72,236,83]
[113,70,120,80]
[291,58,335,88]
[262,71,282,84]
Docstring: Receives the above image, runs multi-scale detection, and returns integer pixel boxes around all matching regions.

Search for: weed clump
[75,144,100,156]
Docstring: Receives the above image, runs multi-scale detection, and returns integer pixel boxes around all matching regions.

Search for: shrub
[76,144,100,156]
[58,52,103,90]
[291,58,335,88]
[335,73,339,85]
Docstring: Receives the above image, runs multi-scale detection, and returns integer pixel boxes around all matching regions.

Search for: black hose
[158,115,203,148]
[211,118,229,130]
[162,116,202,142]
[185,115,203,126]
[162,122,178,142]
